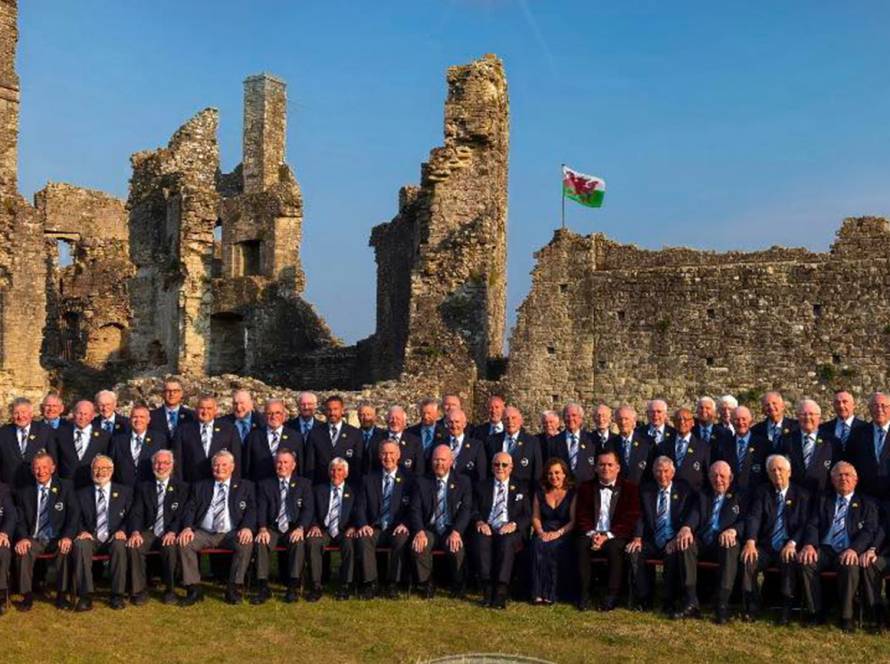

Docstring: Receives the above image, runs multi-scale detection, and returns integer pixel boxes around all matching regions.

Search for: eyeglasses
[492,462,511,468]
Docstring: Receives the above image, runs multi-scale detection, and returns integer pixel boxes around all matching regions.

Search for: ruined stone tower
[0,0,47,401]
[368,54,509,392]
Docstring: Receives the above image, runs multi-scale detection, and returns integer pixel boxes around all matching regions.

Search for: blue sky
[16,1,890,343]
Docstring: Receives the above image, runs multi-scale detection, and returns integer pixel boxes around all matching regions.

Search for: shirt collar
[384,469,397,481]
[437,472,451,485]
[201,419,215,429]
[660,482,673,495]
[165,405,180,414]
[330,481,344,493]
[269,426,283,436]
[877,423,890,434]
[38,480,52,491]
[279,474,292,485]
[841,415,855,427]
[157,477,169,489]
[837,491,854,502]
[678,434,691,444]
[216,477,231,490]
[76,424,93,437]
[94,482,111,495]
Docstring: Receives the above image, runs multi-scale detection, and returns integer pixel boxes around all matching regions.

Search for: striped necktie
[237,420,249,442]
[675,438,689,467]
[839,422,850,445]
[655,489,671,549]
[829,496,850,552]
[771,492,786,551]
[568,434,578,470]
[449,436,461,459]
[736,437,747,466]
[132,434,144,464]
[705,494,723,545]
[37,486,52,541]
[269,430,280,454]
[802,433,816,468]
[103,420,114,434]
[201,424,212,456]
[506,434,517,455]
[74,430,86,459]
[490,482,507,528]
[434,479,448,534]
[96,488,109,543]
[622,437,632,466]
[18,427,28,455]
[381,475,393,530]
[326,486,341,538]
[876,427,886,462]
[277,479,290,533]
[154,481,165,536]
[212,482,228,533]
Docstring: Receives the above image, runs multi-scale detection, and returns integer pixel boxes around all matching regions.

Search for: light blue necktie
[736,437,747,467]
[829,496,850,552]
[655,489,671,549]
[434,480,448,534]
[802,433,816,468]
[771,492,786,551]
[706,494,724,545]
[675,438,689,467]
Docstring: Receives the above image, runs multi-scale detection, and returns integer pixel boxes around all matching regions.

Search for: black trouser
[413,530,465,587]
[742,545,796,607]
[628,540,698,606]
[0,545,10,591]
[255,530,306,583]
[73,537,127,596]
[128,530,177,594]
[862,555,888,608]
[473,530,521,586]
[578,534,628,599]
[306,532,354,589]
[799,545,860,620]
[698,538,740,605]
[358,528,409,584]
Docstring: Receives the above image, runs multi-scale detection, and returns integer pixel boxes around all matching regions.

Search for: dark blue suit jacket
[744,482,810,549]
[0,421,55,489]
[14,477,80,541]
[182,478,256,532]
[109,428,167,487]
[410,473,472,537]
[127,477,189,535]
[256,475,313,531]
[75,482,133,536]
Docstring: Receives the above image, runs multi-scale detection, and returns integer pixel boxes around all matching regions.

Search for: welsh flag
[562,165,605,208]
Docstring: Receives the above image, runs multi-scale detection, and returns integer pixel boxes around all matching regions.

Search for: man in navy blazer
[252,448,313,604]
[218,389,265,448]
[0,479,16,611]
[306,456,357,601]
[636,399,677,447]
[484,407,541,495]
[72,455,132,611]
[547,402,598,483]
[441,409,487,487]
[50,400,111,489]
[695,461,746,624]
[846,392,890,501]
[778,399,837,495]
[109,404,166,487]
[365,406,424,477]
[304,395,363,489]
[607,405,655,485]
[406,398,447,457]
[126,448,187,606]
[244,399,302,482]
[177,450,255,606]
[472,452,530,609]
[819,390,867,458]
[711,406,770,491]
[284,391,322,438]
[172,396,242,483]
[798,461,877,631]
[750,391,798,451]
[92,390,131,438]
[740,454,810,624]
[355,440,414,599]
[0,397,55,490]
[13,451,80,611]
[411,444,473,599]
[626,455,700,616]
[694,396,733,460]
[148,377,195,439]
[656,408,709,491]
[469,395,506,442]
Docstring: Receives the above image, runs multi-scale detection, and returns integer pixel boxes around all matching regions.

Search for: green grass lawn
[3,585,888,663]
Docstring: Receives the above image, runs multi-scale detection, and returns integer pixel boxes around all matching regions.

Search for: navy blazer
[14,477,80,541]
[109,428,167,487]
[219,411,267,442]
[656,435,709,491]
[803,492,877,554]
[256,475,313,531]
[173,419,242,483]
[751,416,799,450]
[435,435,487,486]
[469,422,505,443]
[0,482,16,536]
[410,473,472,537]
[304,423,364,488]
[606,431,656,485]
[0,421,55,489]
[846,424,890,501]
[310,482,358,532]
[127,477,189,535]
[284,416,322,438]
[50,426,111,489]
[744,482,810,549]
[547,429,600,483]
[635,423,678,448]
[694,422,734,460]
[694,487,746,543]
[149,405,195,439]
[777,429,838,494]
[472,478,531,535]
[365,429,425,477]
[244,426,304,483]
[712,433,771,490]
[405,421,448,455]
[635,480,698,544]
[484,429,542,493]
[182,478,256,532]
[356,469,414,530]
[75,482,133,536]
[820,417,867,457]
[91,413,131,437]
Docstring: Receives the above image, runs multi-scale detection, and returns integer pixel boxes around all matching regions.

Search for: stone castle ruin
[0,0,887,418]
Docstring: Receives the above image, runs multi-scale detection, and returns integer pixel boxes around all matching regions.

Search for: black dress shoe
[778,601,793,626]
[421,583,435,600]
[305,586,322,602]
[479,584,493,608]
[335,587,350,601]
[671,603,701,620]
[449,584,466,600]
[283,586,300,603]
[224,587,243,605]
[109,594,126,610]
[598,595,619,612]
[250,584,271,605]
[130,591,149,606]
[577,598,591,612]
[492,585,508,610]
[361,582,377,600]
[16,593,33,612]
[56,595,73,611]
[161,589,178,605]
[841,619,855,634]
[714,605,730,625]
[384,584,400,600]
[179,586,204,607]
[75,596,93,612]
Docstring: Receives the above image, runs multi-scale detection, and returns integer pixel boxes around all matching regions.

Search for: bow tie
[598,483,615,492]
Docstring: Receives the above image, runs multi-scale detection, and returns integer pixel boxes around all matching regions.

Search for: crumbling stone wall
[37,183,131,368]
[367,54,509,403]
[0,0,47,403]
[501,217,890,418]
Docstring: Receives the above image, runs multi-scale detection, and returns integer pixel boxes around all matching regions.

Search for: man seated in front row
[355,440,414,599]
[472,451,530,609]
[0,479,16,613]
[72,455,132,611]
[13,451,79,611]
[252,448,313,604]
[177,450,255,606]
[626,455,699,618]
[410,444,472,599]
[306,457,358,601]
[126,449,187,605]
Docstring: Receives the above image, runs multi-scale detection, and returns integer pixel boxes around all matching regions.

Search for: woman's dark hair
[540,457,574,491]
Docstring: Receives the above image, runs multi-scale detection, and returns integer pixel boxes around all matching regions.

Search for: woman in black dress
[531,458,576,604]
